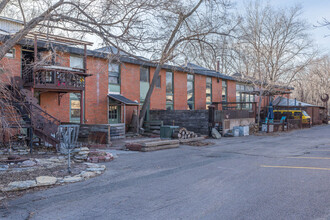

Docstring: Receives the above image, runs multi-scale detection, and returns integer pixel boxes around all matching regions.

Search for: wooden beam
[80,91,83,124]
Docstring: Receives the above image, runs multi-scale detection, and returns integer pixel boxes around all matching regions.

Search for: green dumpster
[160,126,179,139]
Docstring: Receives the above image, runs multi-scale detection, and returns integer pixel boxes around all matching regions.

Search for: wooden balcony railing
[23,65,90,91]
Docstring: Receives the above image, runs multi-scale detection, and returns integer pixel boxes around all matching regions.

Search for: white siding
[0,19,22,33]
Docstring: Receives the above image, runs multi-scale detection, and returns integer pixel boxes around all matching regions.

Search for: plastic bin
[160,126,179,139]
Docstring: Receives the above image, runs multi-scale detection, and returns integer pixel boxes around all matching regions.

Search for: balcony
[23,65,90,92]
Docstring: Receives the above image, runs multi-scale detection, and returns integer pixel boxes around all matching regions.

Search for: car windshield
[302,110,309,117]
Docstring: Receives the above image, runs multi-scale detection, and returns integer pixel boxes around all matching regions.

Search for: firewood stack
[172,127,198,139]
[249,124,259,134]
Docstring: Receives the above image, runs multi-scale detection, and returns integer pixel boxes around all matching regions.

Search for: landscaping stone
[36,176,57,186]
[80,171,98,179]
[73,147,90,163]
[80,147,89,151]
[2,180,36,191]
[86,151,114,163]
[211,128,222,139]
[21,160,36,167]
[84,162,101,168]
[61,175,84,183]
[0,164,9,171]
[86,167,105,172]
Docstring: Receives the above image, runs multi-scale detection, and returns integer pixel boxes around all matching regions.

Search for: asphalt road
[1,125,330,220]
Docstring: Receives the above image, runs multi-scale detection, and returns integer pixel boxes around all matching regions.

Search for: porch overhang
[108,94,139,106]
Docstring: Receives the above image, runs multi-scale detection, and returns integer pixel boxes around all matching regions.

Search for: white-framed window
[70,55,84,69]
[187,74,194,110]
[5,49,15,58]
[109,63,120,85]
[140,66,149,82]
[166,71,173,110]
[236,83,254,110]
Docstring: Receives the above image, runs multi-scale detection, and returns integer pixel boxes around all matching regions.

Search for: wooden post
[137,105,140,134]
[108,124,111,144]
[33,35,38,87]
[124,104,126,127]
[208,105,215,136]
[83,44,87,73]
[80,91,83,124]
[300,108,303,129]
[267,120,269,133]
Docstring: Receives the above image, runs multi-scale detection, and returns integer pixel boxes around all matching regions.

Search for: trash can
[160,126,179,139]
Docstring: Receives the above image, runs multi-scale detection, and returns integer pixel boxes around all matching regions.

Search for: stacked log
[249,124,259,134]
[172,127,198,140]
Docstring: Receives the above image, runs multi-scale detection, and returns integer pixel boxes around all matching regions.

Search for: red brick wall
[85,56,108,124]
[194,74,206,109]
[150,67,166,110]
[56,51,70,67]
[227,80,236,102]
[0,45,22,84]
[40,92,70,122]
[121,62,140,125]
[173,71,187,110]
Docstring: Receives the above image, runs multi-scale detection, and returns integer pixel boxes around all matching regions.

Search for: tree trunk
[139,64,163,127]
[257,89,263,125]
[0,0,10,14]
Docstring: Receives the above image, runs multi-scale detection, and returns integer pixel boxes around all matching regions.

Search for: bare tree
[137,0,237,127]
[293,56,330,109]
[224,1,315,124]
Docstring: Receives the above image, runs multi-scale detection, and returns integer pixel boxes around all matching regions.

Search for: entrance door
[109,105,121,124]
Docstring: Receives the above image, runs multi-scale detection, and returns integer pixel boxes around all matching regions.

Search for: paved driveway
[1,125,330,220]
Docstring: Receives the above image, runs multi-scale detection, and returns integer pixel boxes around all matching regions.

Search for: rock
[80,147,89,151]
[48,158,60,163]
[80,171,98,179]
[58,156,65,160]
[86,166,106,172]
[87,157,99,163]
[2,180,36,191]
[36,176,57,186]
[105,156,112,161]
[21,160,36,167]
[61,175,84,183]
[56,177,63,183]
[0,164,9,171]
[84,162,100,168]
[211,128,222,139]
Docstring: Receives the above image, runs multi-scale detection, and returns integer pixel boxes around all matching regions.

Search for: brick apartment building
[0,17,291,131]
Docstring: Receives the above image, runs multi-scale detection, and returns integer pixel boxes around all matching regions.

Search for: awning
[108,94,139,106]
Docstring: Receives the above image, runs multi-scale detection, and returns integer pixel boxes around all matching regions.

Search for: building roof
[0,16,24,25]
[0,26,294,87]
[108,94,139,105]
[232,73,294,91]
[273,97,319,107]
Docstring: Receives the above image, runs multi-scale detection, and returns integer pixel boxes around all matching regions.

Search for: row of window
[236,83,255,110]
[70,57,255,120]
